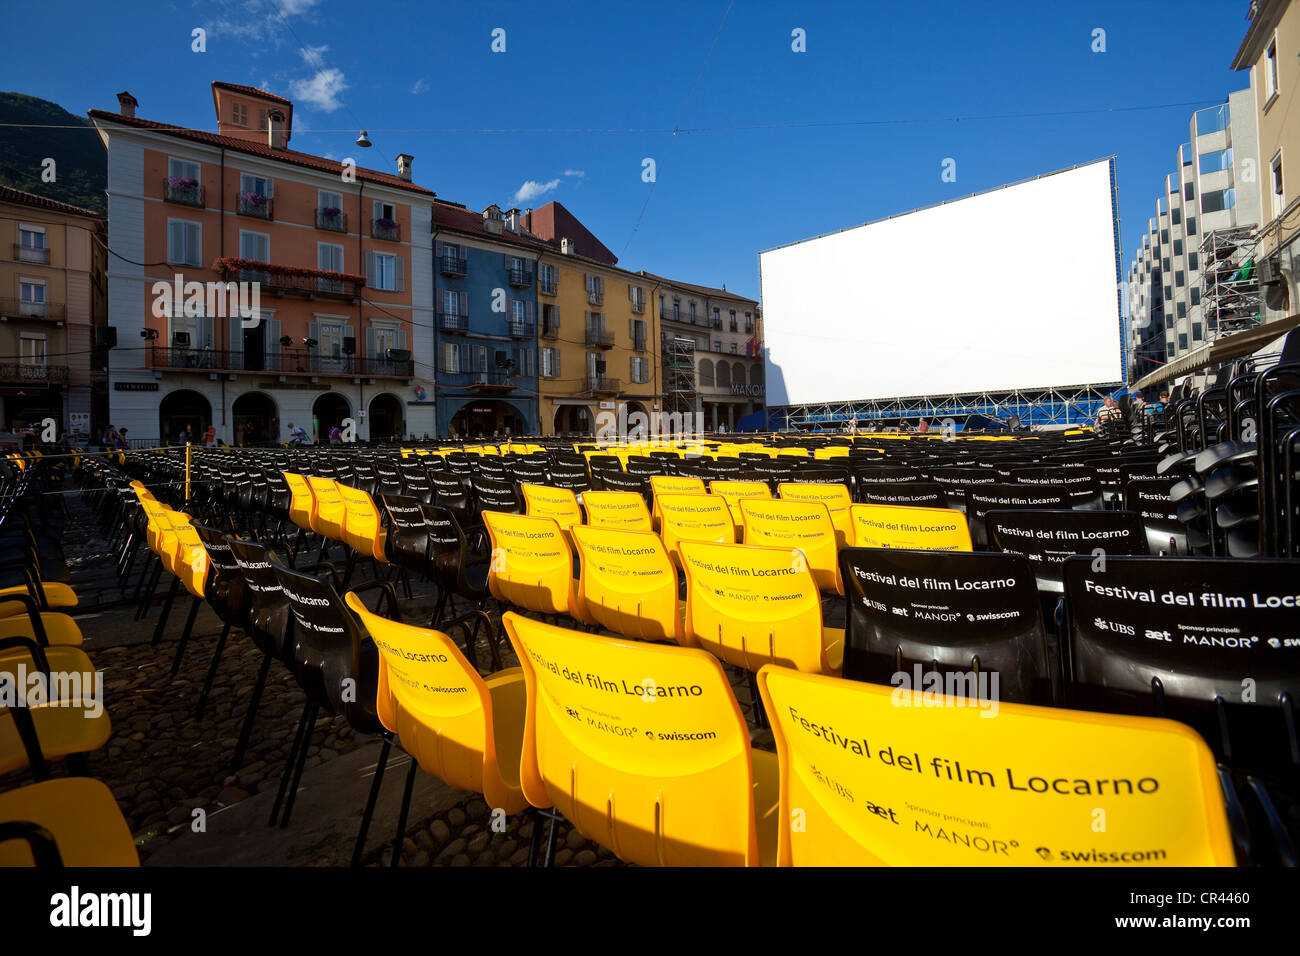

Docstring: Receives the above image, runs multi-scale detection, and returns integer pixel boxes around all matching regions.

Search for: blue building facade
[432,202,540,438]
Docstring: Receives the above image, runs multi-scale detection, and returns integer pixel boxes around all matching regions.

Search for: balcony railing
[541,321,560,340]
[237,194,273,219]
[509,319,535,339]
[633,335,647,352]
[0,298,65,321]
[631,299,645,314]
[164,179,204,207]
[508,267,532,288]
[372,219,401,242]
[438,369,516,391]
[587,375,620,395]
[439,312,468,334]
[214,259,364,300]
[150,346,411,377]
[440,256,467,277]
[316,209,347,232]
[587,290,604,306]
[539,277,557,295]
[585,328,614,348]
[13,244,50,264]
[0,363,68,385]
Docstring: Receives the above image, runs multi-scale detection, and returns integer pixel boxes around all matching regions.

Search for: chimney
[397,153,414,182]
[267,108,287,149]
[524,208,532,232]
[116,91,138,118]
[561,238,575,255]
[504,207,521,233]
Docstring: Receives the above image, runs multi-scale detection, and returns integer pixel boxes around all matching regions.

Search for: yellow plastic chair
[813,447,849,460]
[581,490,653,532]
[307,476,348,545]
[503,612,778,866]
[0,644,111,777]
[740,497,842,595]
[709,479,773,526]
[657,493,738,560]
[284,472,316,539]
[338,484,388,562]
[0,778,138,866]
[521,484,584,532]
[648,475,707,529]
[0,581,78,619]
[482,511,594,624]
[757,666,1236,866]
[345,593,528,814]
[679,540,842,676]
[849,502,973,551]
[572,525,683,643]
[778,482,853,548]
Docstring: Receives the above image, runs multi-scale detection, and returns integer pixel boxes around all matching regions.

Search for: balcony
[631,299,645,314]
[0,298,65,321]
[164,178,204,208]
[539,277,557,295]
[508,267,532,288]
[508,319,535,339]
[587,290,604,306]
[316,208,347,233]
[213,258,365,302]
[13,244,50,265]
[585,327,614,349]
[0,363,68,385]
[541,321,560,340]
[633,335,647,352]
[440,256,468,277]
[150,346,412,378]
[372,219,401,242]
[439,312,468,334]
[237,193,273,219]
[438,369,517,392]
[587,375,621,395]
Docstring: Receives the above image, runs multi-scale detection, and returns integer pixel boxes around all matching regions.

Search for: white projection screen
[759,160,1123,406]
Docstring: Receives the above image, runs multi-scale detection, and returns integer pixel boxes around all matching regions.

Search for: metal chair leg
[279,701,318,828]
[195,620,231,718]
[351,735,392,867]
[269,698,313,826]
[231,652,272,771]
[389,755,418,867]
[168,595,202,675]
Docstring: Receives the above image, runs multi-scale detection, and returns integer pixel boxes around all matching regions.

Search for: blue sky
[2,0,1252,304]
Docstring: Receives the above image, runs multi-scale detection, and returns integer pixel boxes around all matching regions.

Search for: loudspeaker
[173,332,191,347]
[343,336,356,356]
[94,326,117,348]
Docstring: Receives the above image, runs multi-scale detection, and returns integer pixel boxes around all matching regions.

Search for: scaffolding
[662,336,696,416]
[1200,227,1262,340]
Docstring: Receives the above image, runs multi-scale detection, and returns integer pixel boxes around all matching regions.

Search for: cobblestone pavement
[4,483,772,867]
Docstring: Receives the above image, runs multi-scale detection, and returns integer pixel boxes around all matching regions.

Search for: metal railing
[539,277,558,295]
[150,346,412,377]
[237,194,273,219]
[164,179,204,207]
[541,321,560,339]
[438,369,516,389]
[440,256,468,277]
[228,266,362,299]
[316,209,347,232]
[0,363,68,385]
[509,320,535,339]
[508,267,532,287]
[0,297,65,320]
[585,328,614,348]
[439,312,468,333]
[372,219,401,241]
[587,375,620,394]
[587,290,604,306]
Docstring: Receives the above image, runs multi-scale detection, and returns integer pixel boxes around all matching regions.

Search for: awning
[1131,314,1300,391]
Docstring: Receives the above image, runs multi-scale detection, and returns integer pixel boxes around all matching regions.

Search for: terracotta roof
[0,184,103,220]
[87,109,435,196]
[431,199,552,252]
[211,81,293,106]
[635,270,757,305]
[526,201,617,265]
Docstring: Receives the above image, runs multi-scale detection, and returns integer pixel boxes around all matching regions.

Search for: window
[630,318,647,351]
[368,321,401,362]
[1266,36,1280,102]
[1191,288,1201,306]
[1172,207,1182,226]
[585,274,605,305]
[1202,188,1237,214]
[317,319,346,365]
[1176,302,1186,319]
[713,340,722,353]
[712,307,720,328]
[240,173,271,197]
[1161,229,1169,244]
[1164,286,1172,300]
[689,301,696,323]
[19,333,46,366]
[373,200,395,222]
[1178,333,1188,351]
[1162,258,1170,273]
[167,219,202,267]
[542,347,561,378]
[1175,271,1185,288]
[232,102,248,126]
[367,252,402,291]
[730,342,738,354]
[1271,152,1284,219]
[539,263,557,294]
[318,243,344,292]
[1189,252,1199,271]
[630,355,649,383]
[1167,342,1176,358]
[444,342,463,373]
[1186,216,1197,235]
[629,285,645,312]
[542,303,560,336]
[1193,322,1204,341]
[17,225,46,263]
[672,297,680,321]
[1173,239,1183,256]
[1184,182,1195,201]
[745,311,753,332]
[729,309,737,332]
[19,279,45,316]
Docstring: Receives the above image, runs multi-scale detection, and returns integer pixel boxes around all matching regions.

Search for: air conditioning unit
[1258,257,1276,284]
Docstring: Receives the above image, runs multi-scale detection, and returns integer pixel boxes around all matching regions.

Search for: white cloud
[410,78,430,95]
[298,44,329,67]
[205,0,321,44]
[514,179,561,203]
[290,67,348,112]
[564,169,585,178]
[276,0,321,14]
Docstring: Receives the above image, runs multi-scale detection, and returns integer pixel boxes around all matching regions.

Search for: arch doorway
[369,393,404,441]
[159,389,211,445]
[232,391,277,446]
[553,404,593,436]
[450,400,525,440]
[624,401,650,440]
[312,392,351,444]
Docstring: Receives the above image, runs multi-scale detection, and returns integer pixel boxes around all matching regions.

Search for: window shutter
[629,318,634,339]
[229,315,244,369]
[434,240,443,257]
[461,290,469,315]
[266,317,281,371]
[598,276,605,294]
[395,256,405,292]
[397,327,407,350]
[365,326,376,359]
[308,320,319,345]
[366,252,378,287]
[265,178,274,199]
[344,326,355,358]
[526,301,534,323]
[373,199,382,221]
[555,350,561,378]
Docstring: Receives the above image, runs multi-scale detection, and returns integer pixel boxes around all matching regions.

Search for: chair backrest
[482,511,591,621]
[849,502,973,551]
[431,472,472,527]
[227,535,294,661]
[572,525,682,642]
[283,471,315,531]
[582,490,653,531]
[473,476,524,517]
[739,497,841,595]
[964,482,1072,547]
[521,483,583,531]
[657,492,738,559]
[709,479,773,525]
[306,475,347,541]
[502,612,766,866]
[757,666,1235,866]
[860,481,948,509]
[648,475,707,525]
[680,540,840,675]
[777,482,853,547]
[1012,465,1103,509]
[337,484,386,561]
[380,493,430,570]
[346,593,526,813]
[1063,555,1300,774]
[987,509,1148,592]
[839,546,1050,703]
